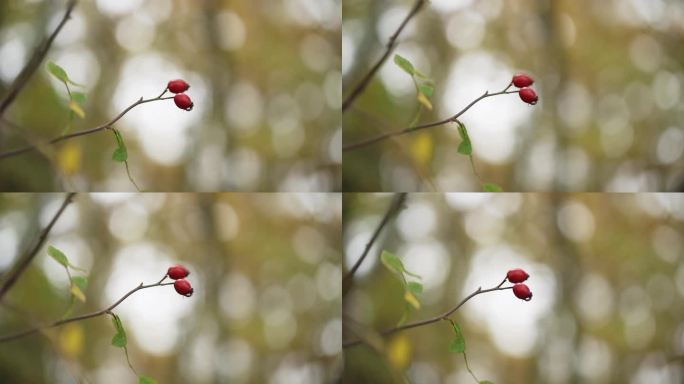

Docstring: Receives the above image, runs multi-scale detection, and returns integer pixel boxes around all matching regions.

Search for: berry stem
[343,85,521,151]
[0,90,175,161]
[342,280,513,348]
[0,274,173,343]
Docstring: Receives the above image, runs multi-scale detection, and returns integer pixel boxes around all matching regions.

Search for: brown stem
[0,94,175,160]
[342,0,427,112]
[0,0,78,117]
[0,193,76,301]
[343,88,519,151]
[0,275,173,343]
[342,278,511,348]
[342,193,407,297]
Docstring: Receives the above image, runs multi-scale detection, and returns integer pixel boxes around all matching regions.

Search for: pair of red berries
[512,74,538,105]
[168,264,193,297]
[167,79,194,111]
[507,268,532,301]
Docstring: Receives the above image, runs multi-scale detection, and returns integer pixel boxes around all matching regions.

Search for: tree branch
[0,193,76,301]
[342,193,407,297]
[0,275,174,343]
[342,0,427,112]
[343,86,519,151]
[0,92,175,161]
[343,278,511,348]
[0,0,79,117]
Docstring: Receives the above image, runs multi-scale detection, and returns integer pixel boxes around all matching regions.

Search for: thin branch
[343,87,519,151]
[342,0,428,112]
[0,93,175,161]
[0,193,76,301]
[0,275,173,343]
[342,193,407,297]
[0,0,78,117]
[343,278,510,348]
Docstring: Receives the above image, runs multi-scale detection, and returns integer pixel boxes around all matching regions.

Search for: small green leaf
[139,376,158,384]
[418,84,434,98]
[68,100,85,118]
[417,92,433,110]
[456,122,472,155]
[111,314,127,348]
[479,381,495,384]
[71,276,87,291]
[403,290,421,310]
[70,284,86,302]
[448,322,466,353]
[46,61,82,86]
[393,54,415,75]
[380,250,405,278]
[406,281,423,295]
[47,245,69,268]
[112,130,128,162]
[482,183,503,192]
[71,92,86,105]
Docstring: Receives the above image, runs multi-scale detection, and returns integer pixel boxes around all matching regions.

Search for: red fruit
[167,79,190,94]
[167,264,190,280]
[512,73,534,88]
[174,279,194,297]
[174,93,194,111]
[518,87,538,105]
[506,268,529,283]
[513,283,532,301]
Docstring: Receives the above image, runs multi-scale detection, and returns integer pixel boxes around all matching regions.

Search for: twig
[342,0,428,112]
[0,275,173,343]
[0,0,78,117]
[342,193,407,297]
[343,86,519,151]
[0,193,76,301]
[342,277,510,348]
[0,93,175,160]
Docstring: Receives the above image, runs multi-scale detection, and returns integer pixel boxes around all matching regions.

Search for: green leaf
[111,314,127,348]
[112,130,128,162]
[448,322,466,353]
[139,376,158,384]
[71,276,88,291]
[418,84,434,98]
[406,281,423,295]
[393,54,415,75]
[479,381,495,384]
[456,122,472,155]
[380,250,405,278]
[47,245,69,268]
[70,284,86,302]
[68,100,85,118]
[417,91,433,110]
[482,183,503,192]
[71,92,86,105]
[403,290,421,310]
[46,61,82,86]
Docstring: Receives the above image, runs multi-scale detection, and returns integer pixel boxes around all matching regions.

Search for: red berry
[167,264,190,280]
[167,79,190,94]
[506,268,529,283]
[518,87,538,105]
[512,73,534,88]
[174,93,194,111]
[174,279,194,297]
[512,283,532,301]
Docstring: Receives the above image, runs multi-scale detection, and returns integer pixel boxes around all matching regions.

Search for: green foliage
[380,250,424,320]
[482,183,503,192]
[139,376,158,384]
[448,321,466,354]
[47,245,85,271]
[111,314,127,348]
[112,130,128,162]
[393,54,435,110]
[393,54,415,75]
[70,276,88,303]
[456,122,472,156]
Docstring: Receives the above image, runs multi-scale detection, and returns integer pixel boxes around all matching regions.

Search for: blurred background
[343,193,684,383]
[343,0,684,191]
[0,0,341,191]
[0,193,342,383]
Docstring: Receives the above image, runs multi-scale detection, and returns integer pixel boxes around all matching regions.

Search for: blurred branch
[342,0,427,112]
[0,90,174,161]
[342,193,407,297]
[0,0,78,118]
[0,275,174,343]
[0,193,76,301]
[343,278,511,348]
[344,85,520,151]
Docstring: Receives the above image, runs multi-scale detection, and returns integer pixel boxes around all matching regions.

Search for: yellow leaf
[57,142,81,175]
[387,334,411,371]
[417,91,433,110]
[59,323,84,358]
[68,100,85,118]
[410,133,433,167]
[404,290,421,310]
[70,284,86,302]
